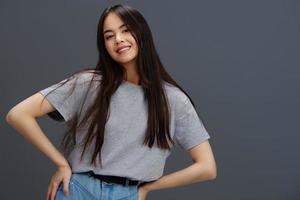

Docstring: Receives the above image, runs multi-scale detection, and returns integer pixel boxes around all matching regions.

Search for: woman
[6,4,217,200]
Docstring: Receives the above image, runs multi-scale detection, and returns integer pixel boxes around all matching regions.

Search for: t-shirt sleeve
[174,95,211,151]
[38,72,92,122]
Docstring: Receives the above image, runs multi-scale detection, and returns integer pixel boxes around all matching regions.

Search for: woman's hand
[138,184,150,200]
[46,164,72,200]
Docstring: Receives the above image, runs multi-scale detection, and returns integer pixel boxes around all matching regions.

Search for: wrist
[56,160,70,169]
[142,180,157,192]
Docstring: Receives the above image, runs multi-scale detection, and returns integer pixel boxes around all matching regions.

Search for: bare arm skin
[5,92,69,168]
[6,91,217,198]
[142,140,217,192]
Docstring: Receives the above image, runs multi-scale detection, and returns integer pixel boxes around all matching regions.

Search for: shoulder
[163,82,189,106]
[72,69,102,84]
[163,82,197,120]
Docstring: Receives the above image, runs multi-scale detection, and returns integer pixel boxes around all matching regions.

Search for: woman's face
[103,12,139,66]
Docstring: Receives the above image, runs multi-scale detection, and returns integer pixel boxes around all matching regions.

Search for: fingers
[63,178,70,197]
[46,185,51,200]
[45,182,59,200]
[46,180,69,200]
[50,183,59,200]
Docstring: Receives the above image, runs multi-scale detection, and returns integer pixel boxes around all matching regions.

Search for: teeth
[117,46,130,53]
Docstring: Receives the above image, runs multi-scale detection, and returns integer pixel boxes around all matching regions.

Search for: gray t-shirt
[38,71,210,182]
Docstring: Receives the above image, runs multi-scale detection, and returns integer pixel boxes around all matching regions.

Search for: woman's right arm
[5,92,69,168]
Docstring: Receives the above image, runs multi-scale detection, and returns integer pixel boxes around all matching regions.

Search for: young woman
[6,4,217,200]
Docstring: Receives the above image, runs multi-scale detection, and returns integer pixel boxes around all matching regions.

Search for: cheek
[131,41,139,54]
[132,43,139,55]
[105,42,115,55]
[128,38,138,52]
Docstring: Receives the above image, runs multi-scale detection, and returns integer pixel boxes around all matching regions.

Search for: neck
[122,61,140,85]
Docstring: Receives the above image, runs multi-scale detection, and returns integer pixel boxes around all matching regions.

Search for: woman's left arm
[141,140,217,193]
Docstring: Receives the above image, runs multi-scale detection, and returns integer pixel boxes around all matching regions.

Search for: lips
[116,45,131,53]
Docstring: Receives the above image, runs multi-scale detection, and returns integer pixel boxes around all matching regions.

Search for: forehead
[103,12,125,32]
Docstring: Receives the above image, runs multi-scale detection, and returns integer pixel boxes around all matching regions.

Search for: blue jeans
[55,171,139,200]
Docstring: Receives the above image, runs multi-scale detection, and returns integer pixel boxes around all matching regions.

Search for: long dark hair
[41,4,201,168]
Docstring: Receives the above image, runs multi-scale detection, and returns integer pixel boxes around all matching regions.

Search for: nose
[115,32,124,44]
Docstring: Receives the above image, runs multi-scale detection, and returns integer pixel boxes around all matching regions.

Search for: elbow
[6,108,21,124]
[206,165,217,180]
[6,109,14,124]
[6,107,35,125]
[207,169,217,180]
[194,162,217,181]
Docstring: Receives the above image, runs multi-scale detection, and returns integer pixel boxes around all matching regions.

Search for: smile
[116,46,131,54]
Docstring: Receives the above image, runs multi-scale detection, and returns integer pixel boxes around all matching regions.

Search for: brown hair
[41,4,200,168]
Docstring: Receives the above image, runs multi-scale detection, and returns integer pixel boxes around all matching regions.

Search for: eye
[122,29,129,33]
[105,35,113,40]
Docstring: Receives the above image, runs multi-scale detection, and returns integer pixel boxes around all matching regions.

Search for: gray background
[1,0,299,199]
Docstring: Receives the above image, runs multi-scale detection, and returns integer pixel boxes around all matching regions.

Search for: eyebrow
[103,24,127,34]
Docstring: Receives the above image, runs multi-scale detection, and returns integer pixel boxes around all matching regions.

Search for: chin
[118,58,136,65]
[115,55,138,65]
